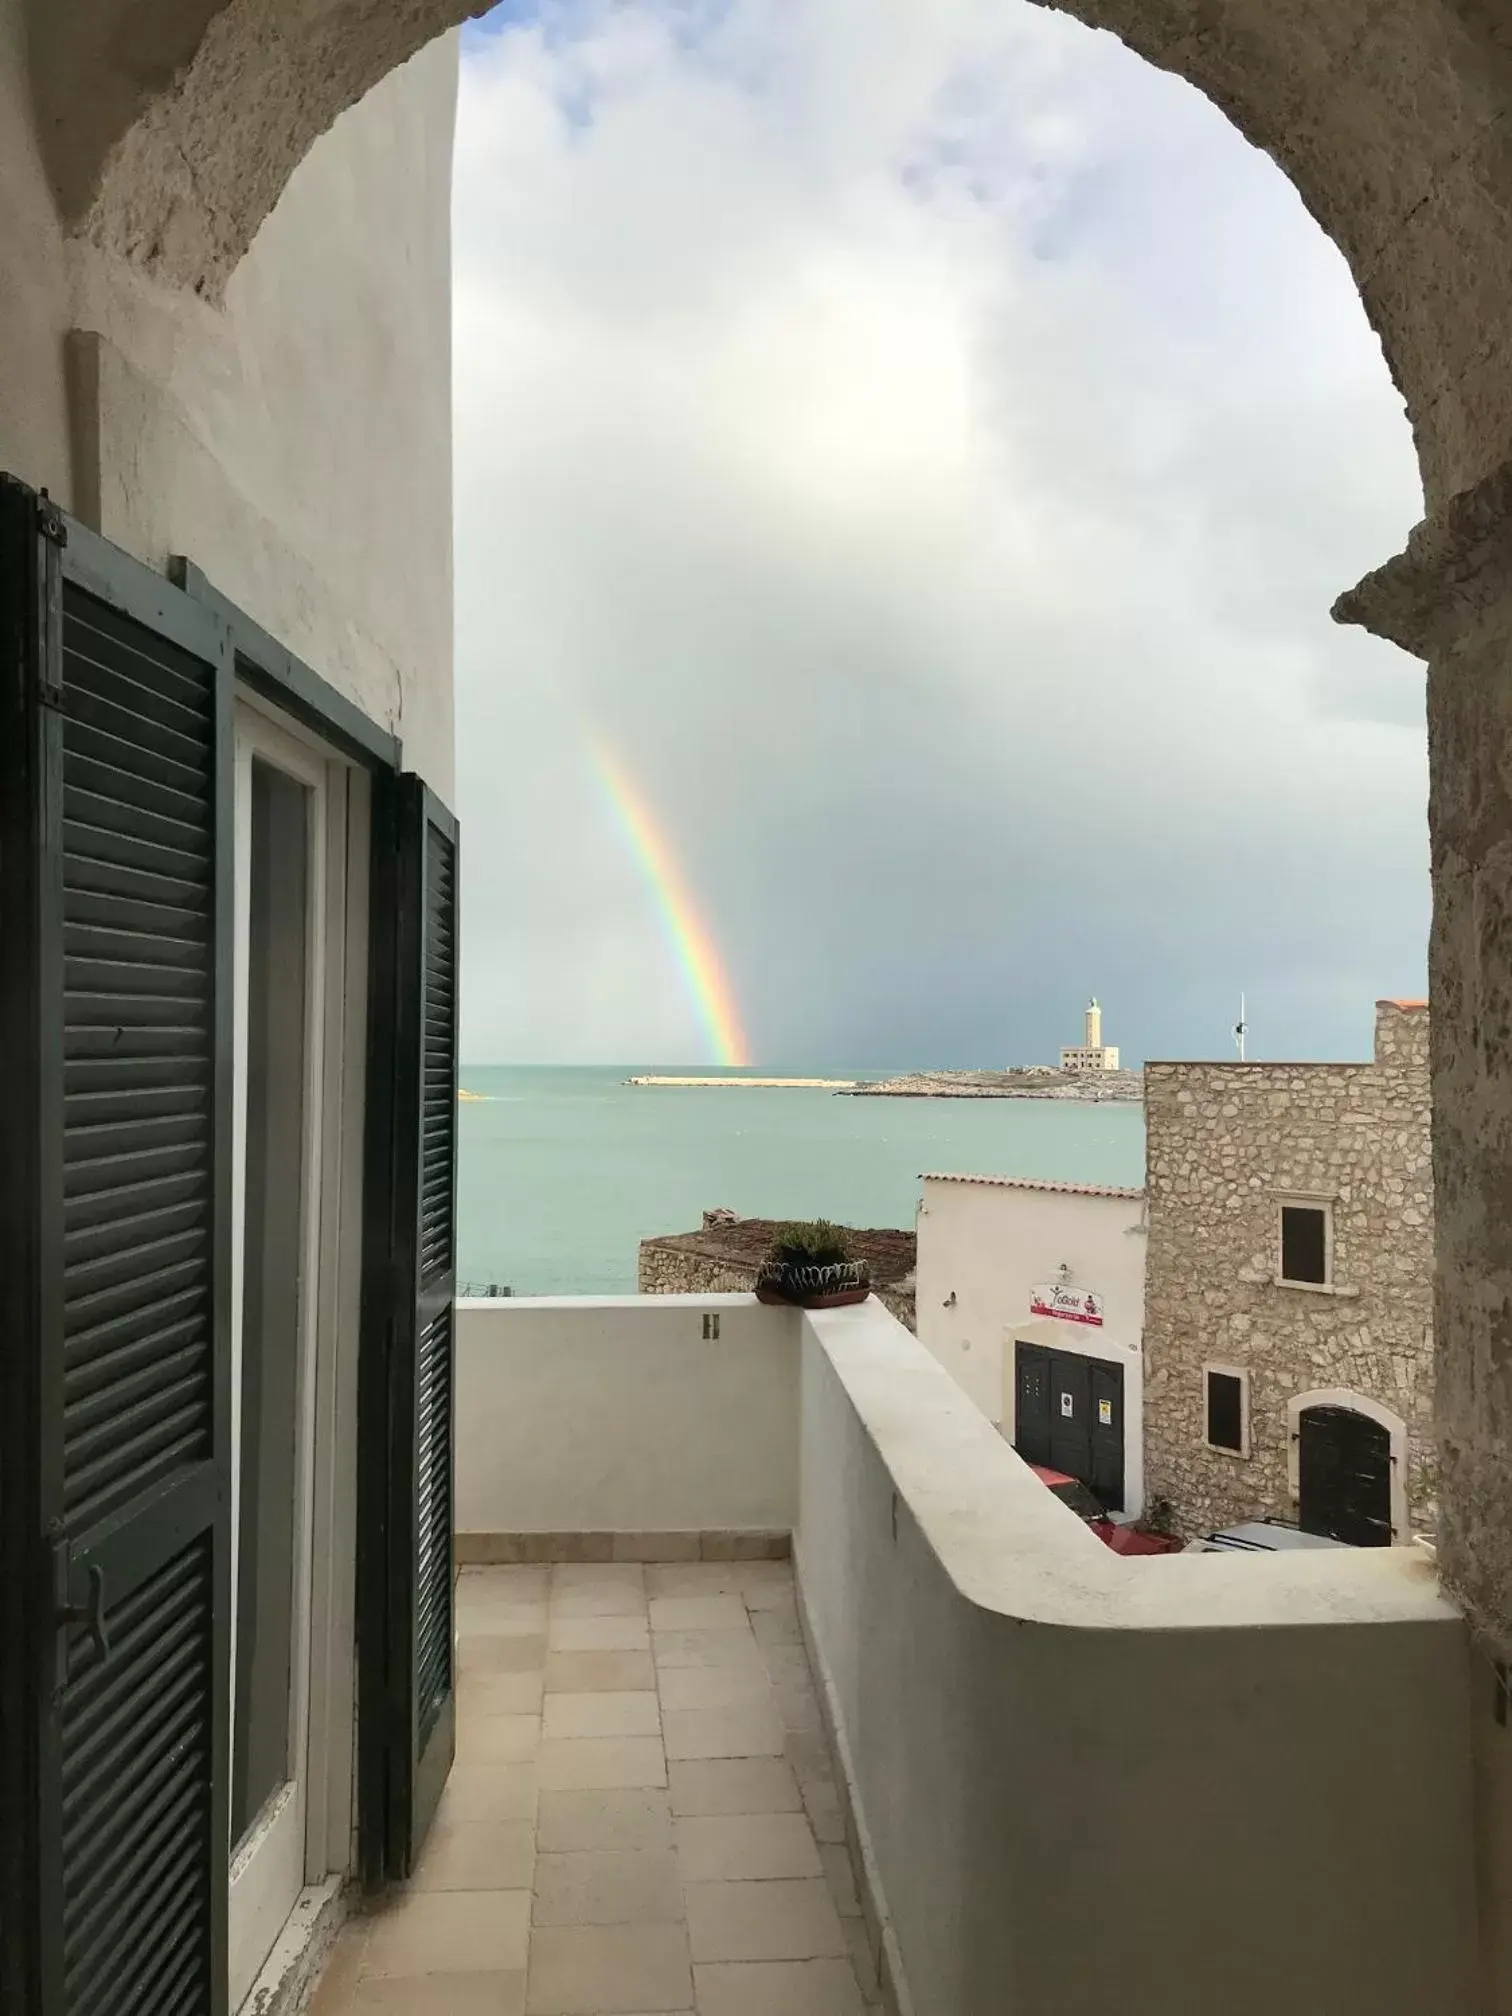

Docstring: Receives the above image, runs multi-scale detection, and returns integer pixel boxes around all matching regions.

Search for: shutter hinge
[35,489,65,711]
[36,491,68,548]
[48,1521,109,1696]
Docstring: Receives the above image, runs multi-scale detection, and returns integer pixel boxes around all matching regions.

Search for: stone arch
[25,0,1512,1651]
[24,0,1512,513]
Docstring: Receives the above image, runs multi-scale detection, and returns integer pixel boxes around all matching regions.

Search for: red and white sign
[1030,1283,1104,1327]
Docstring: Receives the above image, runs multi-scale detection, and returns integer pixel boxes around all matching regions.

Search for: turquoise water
[457,1066,1145,1296]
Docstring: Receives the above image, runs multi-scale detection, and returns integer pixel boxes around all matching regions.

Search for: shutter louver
[0,480,231,2016]
[62,591,217,1540]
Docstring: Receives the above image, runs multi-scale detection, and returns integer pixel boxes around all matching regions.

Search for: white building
[915,1173,1148,1516]
[1060,996,1121,1071]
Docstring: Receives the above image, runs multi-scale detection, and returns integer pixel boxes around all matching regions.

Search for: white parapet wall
[453,1290,1479,2013]
[455,1296,799,1541]
[795,1300,1476,2016]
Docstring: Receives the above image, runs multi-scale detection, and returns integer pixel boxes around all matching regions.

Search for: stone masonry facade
[1143,1001,1433,1541]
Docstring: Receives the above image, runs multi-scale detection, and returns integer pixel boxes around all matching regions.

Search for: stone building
[1143,1000,1432,1544]
[639,1213,917,1332]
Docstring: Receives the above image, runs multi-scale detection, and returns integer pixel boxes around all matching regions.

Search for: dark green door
[0,479,233,2014]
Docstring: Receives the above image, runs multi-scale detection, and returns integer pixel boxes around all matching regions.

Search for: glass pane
[232,760,311,1847]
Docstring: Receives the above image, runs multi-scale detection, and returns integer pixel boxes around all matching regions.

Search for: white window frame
[227,694,370,2010]
[1275,1193,1335,1292]
[1286,1388,1409,1543]
[1202,1362,1251,1459]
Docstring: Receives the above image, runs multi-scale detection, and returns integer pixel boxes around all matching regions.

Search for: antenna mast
[1233,993,1247,1062]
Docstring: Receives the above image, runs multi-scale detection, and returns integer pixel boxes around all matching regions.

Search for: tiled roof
[920,1173,1144,1200]
[1378,998,1428,1010]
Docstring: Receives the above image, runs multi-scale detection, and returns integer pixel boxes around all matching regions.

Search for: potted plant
[755,1220,870,1309]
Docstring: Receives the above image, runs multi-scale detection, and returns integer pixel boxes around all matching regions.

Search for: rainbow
[591,743,752,1067]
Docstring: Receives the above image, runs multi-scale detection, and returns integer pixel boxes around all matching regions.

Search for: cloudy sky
[452,0,1427,1070]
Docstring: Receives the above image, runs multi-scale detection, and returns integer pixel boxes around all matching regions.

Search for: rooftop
[920,1172,1144,1201]
[642,1217,917,1291]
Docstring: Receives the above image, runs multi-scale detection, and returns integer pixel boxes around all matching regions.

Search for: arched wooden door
[1297,1406,1392,1547]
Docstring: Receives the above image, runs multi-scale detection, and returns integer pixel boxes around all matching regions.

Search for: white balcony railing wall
[455,1295,1474,2016]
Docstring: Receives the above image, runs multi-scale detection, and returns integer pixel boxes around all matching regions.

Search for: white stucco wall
[915,1175,1148,1507]
[0,9,457,797]
[455,1297,799,1538]
[795,1300,1475,2016]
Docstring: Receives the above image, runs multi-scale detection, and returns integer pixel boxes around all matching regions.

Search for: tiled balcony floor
[310,1560,880,2015]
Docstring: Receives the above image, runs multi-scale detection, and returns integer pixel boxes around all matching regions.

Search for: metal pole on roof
[1233,994,1247,1062]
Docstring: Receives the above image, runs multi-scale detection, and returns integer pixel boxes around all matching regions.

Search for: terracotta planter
[755,1259,870,1309]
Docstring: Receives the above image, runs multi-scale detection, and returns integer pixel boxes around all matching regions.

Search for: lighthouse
[1060,997,1120,1073]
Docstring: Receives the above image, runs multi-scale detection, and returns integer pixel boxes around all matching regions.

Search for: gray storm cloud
[452,0,1426,1069]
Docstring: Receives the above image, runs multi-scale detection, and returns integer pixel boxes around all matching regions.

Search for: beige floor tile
[651,1630,765,1672]
[760,1644,812,1688]
[543,1691,661,1740]
[684,1880,848,1964]
[647,1596,748,1632]
[645,1563,744,1598]
[693,1959,864,2015]
[667,1759,802,1817]
[460,1611,551,1641]
[411,1818,536,1892]
[662,1701,786,1762]
[770,1679,822,1735]
[461,1566,551,1601]
[800,1782,846,1845]
[525,1922,692,2014]
[549,1584,648,1618]
[545,1650,656,1694]
[459,1670,545,1717]
[305,1927,368,2012]
[363,1888,531,1975]
[735,1563,794,1597]
[818,1842,860,1916]
[674,1812,822,1882]
[334,1971,527,2014]
[782,1733,833,1790]
[537,1788,674,1854]
[538,1737,667,1791]
[549,1616,650,1653]
[655,1665,771,1714]
[436,1763,539,1824]
[751,1607,802,1650]
[462,1634,549,1675]
[456,1714,541,1765]
[532,1848,683,1925]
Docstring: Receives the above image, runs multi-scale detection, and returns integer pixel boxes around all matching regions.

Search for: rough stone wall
[638,1240,917,1334]
[1143,1003,1433,1540]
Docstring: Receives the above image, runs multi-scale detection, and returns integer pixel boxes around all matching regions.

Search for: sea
[456,1065,1146,1297]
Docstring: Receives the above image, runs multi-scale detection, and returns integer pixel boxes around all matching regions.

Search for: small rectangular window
[1205,1368,1246,1454]
[1280,1203,1329,1286]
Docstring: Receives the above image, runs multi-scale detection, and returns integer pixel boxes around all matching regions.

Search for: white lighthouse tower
[1060,997,1120,1073]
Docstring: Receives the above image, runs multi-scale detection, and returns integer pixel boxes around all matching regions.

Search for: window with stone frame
[1278,1199,1331,1287]
[1204,1366,1249,1455]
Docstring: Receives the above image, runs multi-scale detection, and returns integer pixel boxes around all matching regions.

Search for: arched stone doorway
[1289,1389,1408,1546]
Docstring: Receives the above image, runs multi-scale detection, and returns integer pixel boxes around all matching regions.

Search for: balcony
[311,1294,1471,2016]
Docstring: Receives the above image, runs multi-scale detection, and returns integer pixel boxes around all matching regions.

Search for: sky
[451,0,1428,1070]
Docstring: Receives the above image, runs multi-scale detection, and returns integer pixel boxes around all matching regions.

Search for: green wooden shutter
[358,774,459,1883]
[0,479,232,2014]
